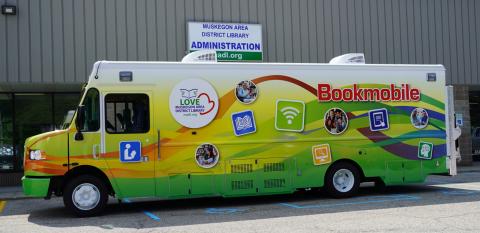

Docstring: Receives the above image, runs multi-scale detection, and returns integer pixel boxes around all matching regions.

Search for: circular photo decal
[235,80,258,104]
[411,107,429,129]
[324,108,349,135]
[195,143,220,169]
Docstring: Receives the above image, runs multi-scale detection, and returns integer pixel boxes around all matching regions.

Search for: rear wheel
[63,175,108,217]
[325,162,361,198]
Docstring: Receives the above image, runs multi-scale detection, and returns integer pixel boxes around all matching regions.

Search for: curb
[0,196,34,201]
[458,169,480,173]
[0,188,31,201]
[0,193,33,201]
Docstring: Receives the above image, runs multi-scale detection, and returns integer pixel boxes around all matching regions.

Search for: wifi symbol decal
[275,99,305,132]
[281,107,300,125]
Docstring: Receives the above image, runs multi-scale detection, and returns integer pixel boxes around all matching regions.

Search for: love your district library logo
[169,79,219,128]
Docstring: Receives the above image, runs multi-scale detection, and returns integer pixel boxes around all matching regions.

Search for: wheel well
[58,165,115,196]
[327,159,365,180]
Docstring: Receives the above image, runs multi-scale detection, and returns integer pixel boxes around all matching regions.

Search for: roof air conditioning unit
[181,50,218,63]
[329,53,365,64]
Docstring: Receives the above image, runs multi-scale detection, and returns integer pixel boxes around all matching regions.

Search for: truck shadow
[23,176,480,229]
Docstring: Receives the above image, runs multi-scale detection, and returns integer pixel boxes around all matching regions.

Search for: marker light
[29,150,46,160]
[1,5,17,15]
[119,71,133,82]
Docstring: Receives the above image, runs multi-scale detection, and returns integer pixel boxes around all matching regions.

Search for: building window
[54,93,81,130]
[14,94,53,171]
[0,94,14,172]
[0,92,80,173]
[471,91,480,158]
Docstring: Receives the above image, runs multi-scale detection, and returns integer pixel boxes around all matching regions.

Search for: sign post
[187,22,263,62]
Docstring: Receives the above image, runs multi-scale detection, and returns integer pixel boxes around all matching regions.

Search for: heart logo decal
[198,93,216,115]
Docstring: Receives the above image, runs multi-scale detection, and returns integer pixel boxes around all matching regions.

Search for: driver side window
[105,94,149,134]
[79,88,100,132]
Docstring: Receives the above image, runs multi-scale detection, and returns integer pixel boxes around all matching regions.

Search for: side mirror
[75,105,85,141]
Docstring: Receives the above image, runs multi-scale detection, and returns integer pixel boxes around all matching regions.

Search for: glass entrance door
[470,91,480,160]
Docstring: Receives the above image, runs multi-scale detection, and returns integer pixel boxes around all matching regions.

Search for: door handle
[93,144,100,159]
[157,130,161,160]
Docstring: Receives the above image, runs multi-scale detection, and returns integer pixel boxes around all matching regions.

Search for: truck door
[69,88,105,175]
[102,92,155,198]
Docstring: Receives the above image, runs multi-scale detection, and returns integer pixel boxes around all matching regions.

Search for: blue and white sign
[187,22,263,61]
[231,110,256,136]
[456,113,464,127]
[119,141,141,162]
[368,108,389,131]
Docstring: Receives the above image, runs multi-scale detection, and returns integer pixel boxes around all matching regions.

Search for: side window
[80,89,100,132]
[105,94,149,133]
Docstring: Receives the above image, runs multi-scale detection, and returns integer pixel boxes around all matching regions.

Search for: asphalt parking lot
[2,171,480,233]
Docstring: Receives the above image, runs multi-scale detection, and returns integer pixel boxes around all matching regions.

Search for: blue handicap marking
[123,198,161,221]
[119,141,142,162]
[205,208,245,214]
[368,108,389,131]
[231,110,256,136]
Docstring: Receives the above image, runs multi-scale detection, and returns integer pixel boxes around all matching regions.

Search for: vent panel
[231,180,254,190]
[264,162,285,172]
[264,179,286,188]
[231,164,253,173]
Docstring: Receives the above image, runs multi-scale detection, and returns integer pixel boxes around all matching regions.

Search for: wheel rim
[72,183,101,211]
[332,169,355,193]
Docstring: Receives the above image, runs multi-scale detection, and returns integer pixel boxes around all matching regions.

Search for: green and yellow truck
[23,53,460,216]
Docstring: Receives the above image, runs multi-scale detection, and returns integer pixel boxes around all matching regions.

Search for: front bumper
[22,176,50,197]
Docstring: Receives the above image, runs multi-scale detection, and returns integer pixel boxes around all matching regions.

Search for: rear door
[446,86,460,175]
[102,92,156,197]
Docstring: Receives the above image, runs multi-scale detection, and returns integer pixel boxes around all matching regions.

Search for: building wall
[1,0,480,87]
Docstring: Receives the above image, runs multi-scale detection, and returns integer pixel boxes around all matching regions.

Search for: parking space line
[429,180,480,190]
[142,211,161,221]
[0,201,6,214]
[122,199,161,222]
[440,190,480,196]
[278,194,420,209]
[205,208,245,214]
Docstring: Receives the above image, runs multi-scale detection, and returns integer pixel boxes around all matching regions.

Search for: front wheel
[63,175,108,217]
[325,162,361,198]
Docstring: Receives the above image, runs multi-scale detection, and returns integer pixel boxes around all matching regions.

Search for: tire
[324,162,361,198]
[63,175,108,217]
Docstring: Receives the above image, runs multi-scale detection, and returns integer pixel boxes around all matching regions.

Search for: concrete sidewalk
[0,186,25,201]
[1,162,480,201]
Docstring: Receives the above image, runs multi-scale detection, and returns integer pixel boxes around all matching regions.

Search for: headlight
[29,150,46,160]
